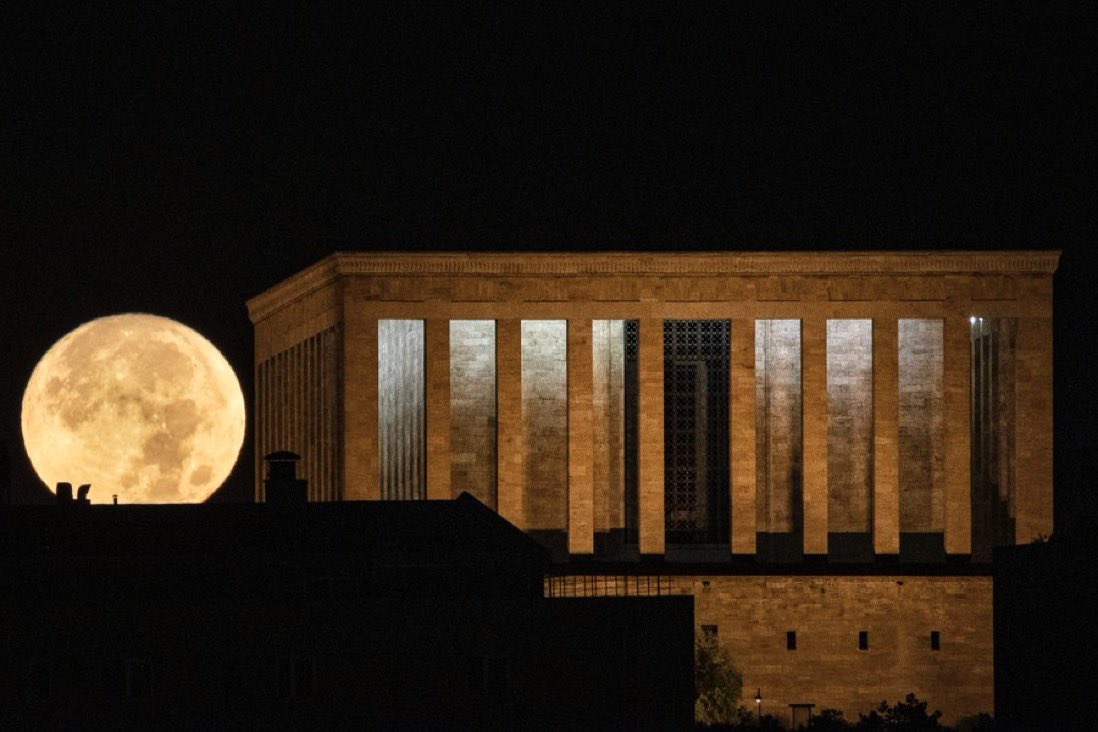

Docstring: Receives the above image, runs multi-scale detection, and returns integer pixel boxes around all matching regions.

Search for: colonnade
[247,252,1056,557]
[339,311,1051,557]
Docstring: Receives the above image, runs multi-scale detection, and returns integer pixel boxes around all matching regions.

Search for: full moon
[21,314,245,503]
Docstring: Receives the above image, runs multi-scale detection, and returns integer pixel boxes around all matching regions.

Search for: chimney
[55,483,91,506]
[56,482,74,504]
[263,451,307,505]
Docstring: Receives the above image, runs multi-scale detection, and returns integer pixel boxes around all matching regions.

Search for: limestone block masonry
[248,250,1057,723]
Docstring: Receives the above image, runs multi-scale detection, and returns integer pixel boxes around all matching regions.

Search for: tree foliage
[694,631,743,725]
[855,693,944,731]
[808,708,852,730]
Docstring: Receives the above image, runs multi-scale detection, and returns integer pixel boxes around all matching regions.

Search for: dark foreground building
[0,461,693,730]
[994,536,1098,732]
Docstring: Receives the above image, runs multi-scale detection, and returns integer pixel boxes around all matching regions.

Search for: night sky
[3,6,1095,535]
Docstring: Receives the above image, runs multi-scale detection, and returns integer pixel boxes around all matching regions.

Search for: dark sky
[2,6,1095,534]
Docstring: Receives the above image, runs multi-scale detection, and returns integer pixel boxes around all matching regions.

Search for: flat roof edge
[247,250,1060,322]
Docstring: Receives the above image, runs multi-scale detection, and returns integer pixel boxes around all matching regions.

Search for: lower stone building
[247,250,1057,726]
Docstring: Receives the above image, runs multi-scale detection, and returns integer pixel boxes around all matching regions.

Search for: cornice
[246,250,1060,322]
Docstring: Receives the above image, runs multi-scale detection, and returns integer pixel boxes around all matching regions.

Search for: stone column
[425,318,452,500]
[1015,317,1053,543]
[568,319,594,554]
[496,318,525,528]
[638,318,665,555]
[873,317,900,554]
[943,316,972,554]
[342,298,379,500]
[802,317,829,556]
[730,318,757,554]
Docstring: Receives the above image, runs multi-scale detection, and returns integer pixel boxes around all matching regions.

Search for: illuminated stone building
[247,250,1057,726]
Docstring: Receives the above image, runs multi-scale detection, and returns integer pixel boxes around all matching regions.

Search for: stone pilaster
[568,319,594,554]
[425,318,451,500]
[873,318,899,554]
[1015,317,1053,542]
[731,318,757,554]
[638,318,665,555]
[496,319,524,528]
[342,299,378,500]
[943,316,972,554]
[802,317,829,555]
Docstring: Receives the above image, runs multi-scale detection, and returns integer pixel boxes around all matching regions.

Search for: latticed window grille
[623,320,639,544]
[663,320,730,544]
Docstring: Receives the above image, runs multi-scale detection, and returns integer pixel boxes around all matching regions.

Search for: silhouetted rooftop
[0,492,549,565]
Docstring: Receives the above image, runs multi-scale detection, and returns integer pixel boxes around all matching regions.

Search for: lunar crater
[21,313,245,504]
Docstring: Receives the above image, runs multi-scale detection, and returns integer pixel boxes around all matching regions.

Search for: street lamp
[755,688,762,726]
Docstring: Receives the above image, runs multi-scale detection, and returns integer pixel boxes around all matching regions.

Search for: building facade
[247,250,1057,725]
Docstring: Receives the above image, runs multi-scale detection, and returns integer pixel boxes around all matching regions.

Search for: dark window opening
[930,631,941,651]
[859,631,869,651]
[787,631,797,651]
[664,320,731,545]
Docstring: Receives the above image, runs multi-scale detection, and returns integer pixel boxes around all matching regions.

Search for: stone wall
[696,575,993,728]
[550,573,994,727]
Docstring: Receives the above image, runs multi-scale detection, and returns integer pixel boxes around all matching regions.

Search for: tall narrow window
[786,631,797,651]
[971,317,1017,560]
[756,320,802,559]
[898,319,944,558]
[592,320,632,555]
[379,320,426,500]
[664,320,730,545]
[521,321,568,536]
[858,630,869,651]
[930,631,941,651]
[450,321,497,509]
[827,320,874,559]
